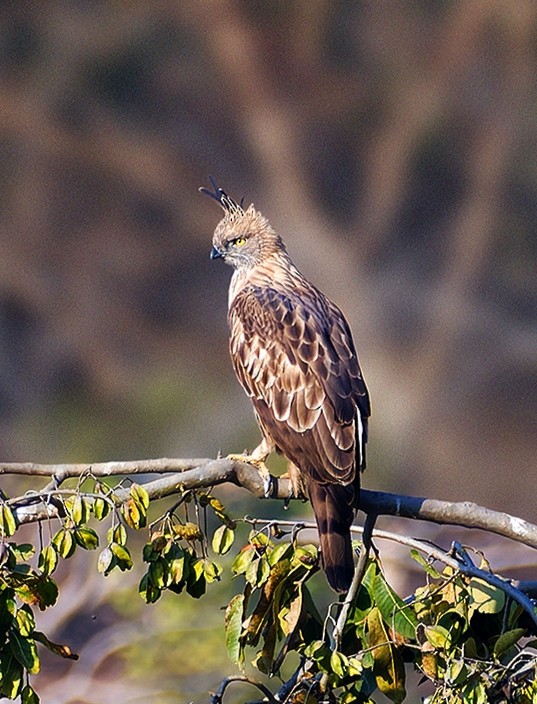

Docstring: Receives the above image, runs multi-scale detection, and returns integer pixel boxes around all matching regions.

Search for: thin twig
[210,675,277,704]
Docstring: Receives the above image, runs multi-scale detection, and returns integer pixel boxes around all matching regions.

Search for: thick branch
[4,458,537,552]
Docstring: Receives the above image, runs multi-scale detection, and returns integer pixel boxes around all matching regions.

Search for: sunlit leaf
[9,630,40,674]
[130,482,150,509]
[225,594,245,667]
[138,573,161,604]
[110,542,133,571]
[11,543,34,562]
[65,494,89,526]
[0,654,23,698]
[232,545,255,575]
[52,529,75,559]
[203,559,222,583]
[330,650,349,679]
[169,554,186,585]
[373,570,417,641]
[33,576,59,610]
[267,542,292,566]
[292,544,318,568]
[122,498,143,529]
[367,606,406,704]
[409,549,443,578]
[108,523,127,546]
[424,624,451,650]
[0,503,18,537]
[179,555,205,597]
[174,522,203,541]
[92,496,109,521]
[467,577,505,615]
[212,525,235,555]
[38,545,58,576]
[74,527,99,551]
[15,606,35,637]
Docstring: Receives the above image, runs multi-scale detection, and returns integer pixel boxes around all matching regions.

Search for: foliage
[0,482,536,703]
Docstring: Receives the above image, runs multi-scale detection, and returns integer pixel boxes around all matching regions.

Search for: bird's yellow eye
[233,236,247,247]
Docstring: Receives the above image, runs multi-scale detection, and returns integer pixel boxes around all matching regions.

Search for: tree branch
[4,457,537,553]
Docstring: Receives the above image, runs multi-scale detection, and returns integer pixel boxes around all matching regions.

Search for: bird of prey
[201,177,370,593]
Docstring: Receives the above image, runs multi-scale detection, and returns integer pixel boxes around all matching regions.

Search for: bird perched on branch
[201,177,370,593]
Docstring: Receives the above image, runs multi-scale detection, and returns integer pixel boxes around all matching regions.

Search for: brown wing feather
[229,283,369,482]
[229,280,370,593]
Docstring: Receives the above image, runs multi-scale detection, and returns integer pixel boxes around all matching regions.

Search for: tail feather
[308,481,359,593]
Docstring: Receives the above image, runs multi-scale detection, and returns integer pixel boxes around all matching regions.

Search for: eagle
[201,177,370,593]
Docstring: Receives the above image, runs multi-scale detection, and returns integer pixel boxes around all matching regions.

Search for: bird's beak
[210,246,223,260]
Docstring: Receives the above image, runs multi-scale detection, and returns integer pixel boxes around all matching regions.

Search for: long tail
[308,481,359,593]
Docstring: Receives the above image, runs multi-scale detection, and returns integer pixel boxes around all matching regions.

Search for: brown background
[0,2,535,701]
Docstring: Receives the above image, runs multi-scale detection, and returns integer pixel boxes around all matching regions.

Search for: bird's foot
[226,452,274,498]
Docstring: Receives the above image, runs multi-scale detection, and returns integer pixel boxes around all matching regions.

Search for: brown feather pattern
[205,186,370,593]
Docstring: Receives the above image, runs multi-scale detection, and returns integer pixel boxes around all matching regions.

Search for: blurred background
[0,2,536,702]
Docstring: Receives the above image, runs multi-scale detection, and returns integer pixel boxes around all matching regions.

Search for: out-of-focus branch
[4,458,537,552]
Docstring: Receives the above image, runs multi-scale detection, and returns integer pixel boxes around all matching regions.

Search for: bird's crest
[199,176,244,217]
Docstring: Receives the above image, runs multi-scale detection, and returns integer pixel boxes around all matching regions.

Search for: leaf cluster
[0,482,535,703]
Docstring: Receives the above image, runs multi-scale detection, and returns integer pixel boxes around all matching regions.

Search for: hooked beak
[210,245,223,260]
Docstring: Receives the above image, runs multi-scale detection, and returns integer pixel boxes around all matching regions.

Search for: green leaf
[52,528,75,559]
[493,628,526,659]
[38,545,58,576]
[0,503,18,537]
[247,557,271,587]
[0,654,23,698]
[74,527,99,550]
[109,542,133,571]
[65,494,89,526]
[212,525,235,555]
[9,629,40,674]
[33,576,59,610]
[267,542,292,566]
[92,496,109,521]
[423,624,451,650]
[11,543,35,562]
[292,544,318,568]
[108,523,127,546]
[373,570,417,640]
[138,573,161,604]
[467,577,505,615]
[225,594,245,666]
[367,606,406,704]
[409,549,443,578]
[148,558,168,588]
[21,684,40,704]
[130,483,150,510]
[203,559,222,583]
[232,545,256,575]
[15,606,35,637]
[330,650,349,679]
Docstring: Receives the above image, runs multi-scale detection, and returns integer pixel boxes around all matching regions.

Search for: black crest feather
[199,176,244,215]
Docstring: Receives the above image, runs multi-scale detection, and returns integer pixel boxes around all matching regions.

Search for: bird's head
[200,177,286,271]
